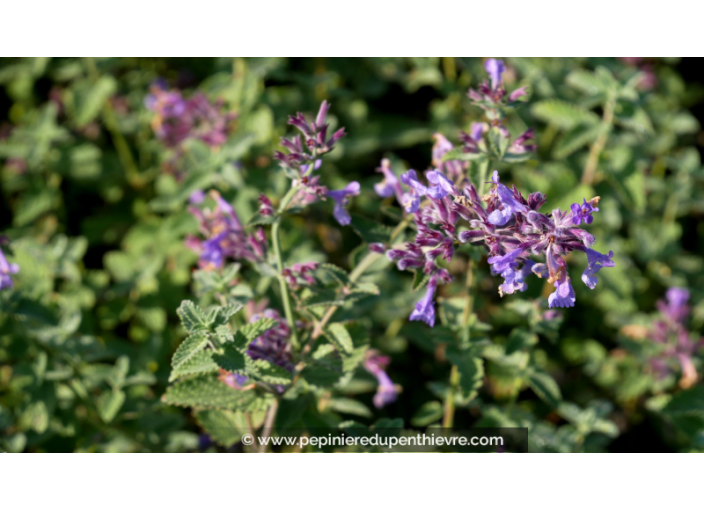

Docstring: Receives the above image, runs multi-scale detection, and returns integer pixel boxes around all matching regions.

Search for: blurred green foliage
[1,57,703,452]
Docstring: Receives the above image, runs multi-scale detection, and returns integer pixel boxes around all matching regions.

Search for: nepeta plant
[162,59,616,447]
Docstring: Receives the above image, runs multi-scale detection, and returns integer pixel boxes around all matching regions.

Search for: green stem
[309,217,412,342]
[582,94,616,186]
[443,259,475,428]
[272,186,300,350]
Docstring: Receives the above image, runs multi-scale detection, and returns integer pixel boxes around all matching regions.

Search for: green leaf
[441,147,486,162]
[247,212,276,227]
[531,99,599,130]
[97,389,125,423]
[212,344,246,373]
[528,371,562,408]
[566,69,611,96]
[411,401,444,427]
[171,331,210,369]
[412,270,429,291]
[505,329,538,356]
[553,124,603,159]
[318,263,350,286]
[446,348,484,400]
[163,374,270,411]
[194,409,243,448]
[324,323,354,354]
[327,398,372,418]
[169,350,219,382]
[300,361,344,387]
[241,317,277,342]
[663,386,704,418]
[299,288,345,309]
[249,359,292,385]
[349,215,392,245]
[212,303,244,327]
[76,76,117,126]
[176,300,211,333]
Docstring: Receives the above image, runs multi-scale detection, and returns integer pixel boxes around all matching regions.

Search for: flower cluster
[649,288,702,389]
[467,58,528,108]
[274,101,358,225]
[462,59,535,158]
[145,81,235,149]
[363,350,398,409]
[376,59,615,327]
[0,240,19,290]
[282,262,319,290]
[185,190,266,269]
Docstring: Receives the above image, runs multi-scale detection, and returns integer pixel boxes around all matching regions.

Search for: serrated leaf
[531,99,599,130]
[171,331,210,369]
[528,371,562,408]
[411,401,444,427]
[194,409,244,448]
[318,263,350,286]
[249,359,292,385]
[212,344,246,373]
[350,215,392,245]
[241,317,277,341]
[553,124,603,159]
[214,324,234,345]
[169,350,219,382]
[213,303,244,327]
[163,374,270,411]
[97,389,125,423]
[176,300,211,333]
[325,323,354,354]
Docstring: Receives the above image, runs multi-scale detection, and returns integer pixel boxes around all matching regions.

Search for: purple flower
[374,158,404,203]
[581,248,615,289]
[548,273,576,309]
[487,248,523,273]
[327,181,360,226]
[0,246,19,290]
[571,198,599,226]
[146,84,233,150]
[282,262,319,289]
[300,159,322,174]
[485,58,506,91]
[247,308,293,372]
[657,287,690,324]
[508,86,528,102]
[487,171,528,226]
[498,260,535,296]
[400,170,428,213]
[409,279,437,327]
[189,190,205,204]
[218,369,249,390]
[186,191,263,269]
[363,351,398,409]
[259,194,274,217]
[426,170,457,199]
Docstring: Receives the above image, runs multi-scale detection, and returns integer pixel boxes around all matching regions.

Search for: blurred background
[0,57,703,452]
